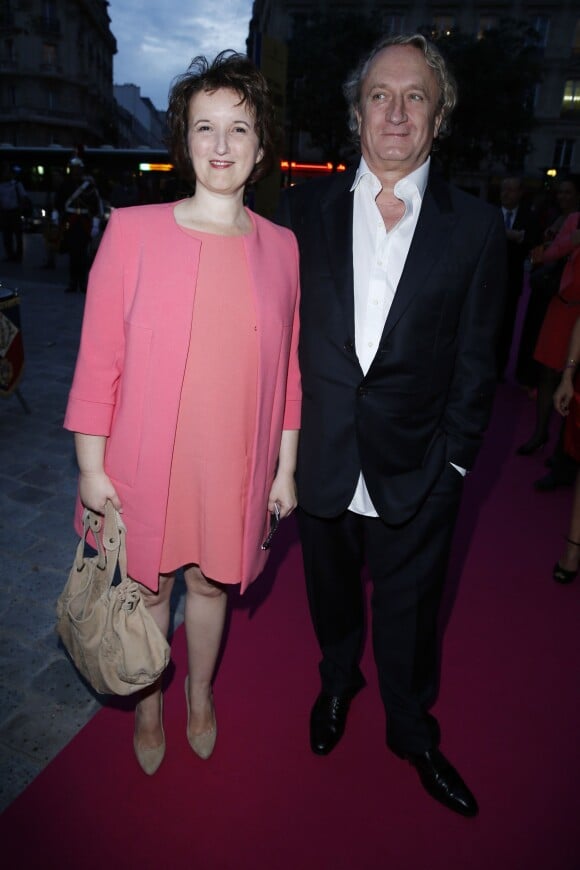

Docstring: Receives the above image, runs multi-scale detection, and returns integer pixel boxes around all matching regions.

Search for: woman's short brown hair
[166,50,277,188]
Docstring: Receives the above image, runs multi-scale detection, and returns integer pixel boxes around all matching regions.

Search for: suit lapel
[314,165,457,346]
[320,167,356,338]
[381,169,456,340]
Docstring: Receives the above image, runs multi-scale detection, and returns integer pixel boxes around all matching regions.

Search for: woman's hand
[267,468,297,519]
[268,429,299,519]
[74,432,122,513]
[78,470,122,514]
[554,373,575,416]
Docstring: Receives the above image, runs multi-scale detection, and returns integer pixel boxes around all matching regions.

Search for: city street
[0,234,96,811]
[0,233,184,811]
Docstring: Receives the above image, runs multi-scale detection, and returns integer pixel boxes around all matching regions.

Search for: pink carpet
[1,383,578,869]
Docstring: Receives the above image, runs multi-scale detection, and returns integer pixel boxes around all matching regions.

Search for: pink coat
[64,202,301,592]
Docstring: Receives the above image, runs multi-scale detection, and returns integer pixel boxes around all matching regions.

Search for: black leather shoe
[405,749,478,817]
[310,692,351,755]
[533,470,575,492]
[516,436,547,456]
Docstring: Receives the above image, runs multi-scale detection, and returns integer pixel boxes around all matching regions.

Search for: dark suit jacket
[277,163,506,524]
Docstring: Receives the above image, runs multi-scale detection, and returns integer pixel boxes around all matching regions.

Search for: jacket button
[344,340,354,352]
[357,386,368,396]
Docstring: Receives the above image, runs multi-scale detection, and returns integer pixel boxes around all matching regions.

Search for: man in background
[498,176,540,377]
[55,157,103,293]
[0,162,27,264]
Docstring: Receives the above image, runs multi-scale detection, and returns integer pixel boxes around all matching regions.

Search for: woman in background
[552,316,580,583]
[517,210,580,455]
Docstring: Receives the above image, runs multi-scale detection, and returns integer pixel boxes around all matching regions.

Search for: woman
[64,52,301,774]
[552,316,580,583]
[516,209,580,454]
[515,176,580,391]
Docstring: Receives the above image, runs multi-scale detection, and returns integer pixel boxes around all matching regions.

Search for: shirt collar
[351,155,430,202]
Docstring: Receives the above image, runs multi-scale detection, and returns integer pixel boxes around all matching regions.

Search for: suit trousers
[298,462,464,755]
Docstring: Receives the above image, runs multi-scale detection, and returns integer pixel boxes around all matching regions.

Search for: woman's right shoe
[553,537,580,584]
[133,695,165,775]
[185,676,217,760]
[553,562,578,584]
[516,436,548,456]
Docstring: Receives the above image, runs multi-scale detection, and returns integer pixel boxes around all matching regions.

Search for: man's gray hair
[343,33,458,143]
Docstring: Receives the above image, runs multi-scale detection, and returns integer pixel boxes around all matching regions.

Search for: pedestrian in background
[516,175,580,392]
[55,157,103,293]
[497,175,540,379]
[0,161,28,263]
[517,210,580,456]
[551,316,580,583]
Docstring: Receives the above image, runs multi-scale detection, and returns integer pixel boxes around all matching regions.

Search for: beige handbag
[56,500,170,695]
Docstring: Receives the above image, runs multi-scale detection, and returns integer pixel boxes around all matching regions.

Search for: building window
[562,80,580,116]
[42,42,57,67]
[573,20,580,54]
[529,16,550,48]
[2,38,15,63]
[0,1,15,31]
[553,139,575,169]
[382,14,405,36]
[38,0,60,35]
[477,16,497,39]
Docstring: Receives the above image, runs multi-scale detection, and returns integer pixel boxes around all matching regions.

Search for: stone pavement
[0,234,184,812]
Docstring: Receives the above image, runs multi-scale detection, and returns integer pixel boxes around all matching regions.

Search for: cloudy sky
[108,0,254,110]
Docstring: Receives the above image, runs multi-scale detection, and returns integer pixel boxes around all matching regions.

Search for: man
[0,162,27,263]
[276,34,506,817]
[55,157,103,293]
[497,176,540,377]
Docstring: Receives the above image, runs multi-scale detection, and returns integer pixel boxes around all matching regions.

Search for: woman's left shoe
[133,695,165,775]
[185,676,217,760]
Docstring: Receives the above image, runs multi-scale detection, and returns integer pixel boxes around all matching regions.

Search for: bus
[0,145,180,227]
[0,144,348,227]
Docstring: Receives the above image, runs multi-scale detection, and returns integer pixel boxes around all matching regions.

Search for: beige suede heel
[185,676,216,760]
[133,695,165,775]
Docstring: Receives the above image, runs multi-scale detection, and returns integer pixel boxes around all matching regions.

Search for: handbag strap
[102,500,128,583]
[75,501,127,583]
[75,509,106,571]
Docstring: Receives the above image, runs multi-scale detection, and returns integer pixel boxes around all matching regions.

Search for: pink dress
[159,226,258,582]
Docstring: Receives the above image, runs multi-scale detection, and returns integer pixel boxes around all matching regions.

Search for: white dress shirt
[501,205,518,229]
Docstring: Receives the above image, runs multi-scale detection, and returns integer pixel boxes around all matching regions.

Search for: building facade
[248,0,580,179]
[114,84,166,149]
[0,0,117,147]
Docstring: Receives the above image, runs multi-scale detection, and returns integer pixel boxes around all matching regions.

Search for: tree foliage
[287,11,381,166]
[286,13,543,174]
[431,19,544,173]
